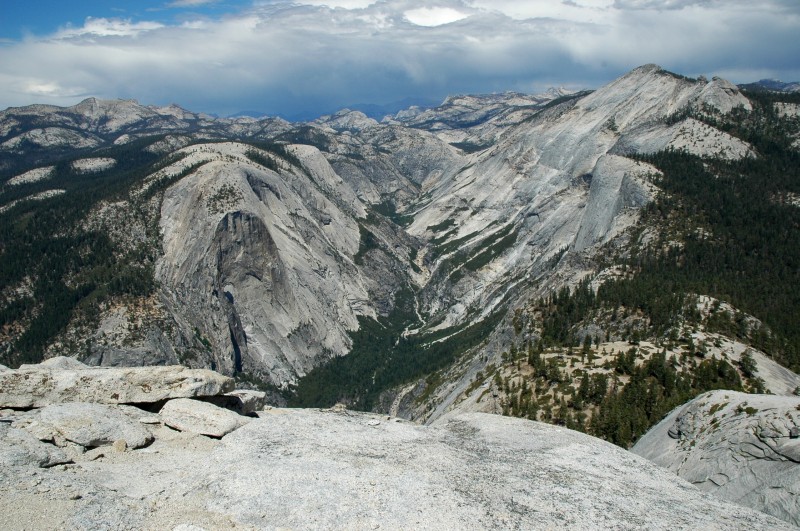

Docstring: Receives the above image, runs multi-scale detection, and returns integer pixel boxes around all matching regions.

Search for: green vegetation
[372,200,414,227]
[429,230,481,261]
[353,224,380,265]
[0,138,301,367]
[0,138,181,366]
[426,218,456,233]
[497,92,800,446]
[290,284,503,410]
[430,223,517,283]
[463,224,518,272]
[500,342,743,447]
[525,93,800,369]
[589,352,741,446]
[275,126,332,152]
[244,143,304,174]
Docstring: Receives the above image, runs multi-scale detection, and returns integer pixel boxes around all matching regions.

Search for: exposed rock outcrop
[0,358,255,466]
[0,357,795,529]
[0,66,767,393]
[19,356,88,370]
[0,406,791,529]
[633,390,800,526]
[0,365,233,408]
[202,389,266,415]
[0,424,70,468]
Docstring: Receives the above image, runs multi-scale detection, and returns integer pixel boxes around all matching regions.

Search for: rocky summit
[0,360,791,530]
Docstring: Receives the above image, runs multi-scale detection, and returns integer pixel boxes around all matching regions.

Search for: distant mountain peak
[738,78,800,93]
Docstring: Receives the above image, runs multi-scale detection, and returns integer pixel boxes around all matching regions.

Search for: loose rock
[202,389,266,415]
[0,423,71,468]
[34,403,153,449]
[160,398,250,437]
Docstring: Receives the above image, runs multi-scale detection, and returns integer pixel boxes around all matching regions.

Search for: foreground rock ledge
[0,365,234,408]
[0,409,791,530]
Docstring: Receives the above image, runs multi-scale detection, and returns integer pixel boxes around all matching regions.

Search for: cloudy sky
[1,0,798,119]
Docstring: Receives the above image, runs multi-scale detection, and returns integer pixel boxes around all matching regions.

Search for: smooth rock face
[633,391,800,526]
[31,403,153,449]
[201,410,786,530]
[155,142,376,385]
[403,63,752,340]
[0,365,234,408]
[0,66,764,390]
[160,398,250,437]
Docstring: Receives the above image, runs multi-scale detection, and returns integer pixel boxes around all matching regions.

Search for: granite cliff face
[2,66,800,526]
[155,142,379,383]
[408,65,752,324]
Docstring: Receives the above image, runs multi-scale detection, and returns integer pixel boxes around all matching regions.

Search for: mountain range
[2,63,800,525]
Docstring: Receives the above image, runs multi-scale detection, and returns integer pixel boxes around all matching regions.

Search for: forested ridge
[0,138,167,366]
[0,140,298,367]
[487,90,800,446]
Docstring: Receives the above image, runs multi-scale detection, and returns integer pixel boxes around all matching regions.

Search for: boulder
[160,398,250,437]
[202,390,266,415]
[30,403,153,449]
[633,390,800,526]
[0,365,234,408]
[0,364,9,371]
[0,423,70,468]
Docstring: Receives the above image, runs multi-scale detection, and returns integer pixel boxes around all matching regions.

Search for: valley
[1,64,799,440]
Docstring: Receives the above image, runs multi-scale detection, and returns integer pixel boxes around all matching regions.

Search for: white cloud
[404,7,469,26]
[56,18,165,38]
[467,0,615,23]
[0,0,797,117]
[613,0,708,9]
[274,0,377,8]
[24,81,86,98]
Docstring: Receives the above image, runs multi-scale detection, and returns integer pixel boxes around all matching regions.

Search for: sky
[0,0,798,119]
